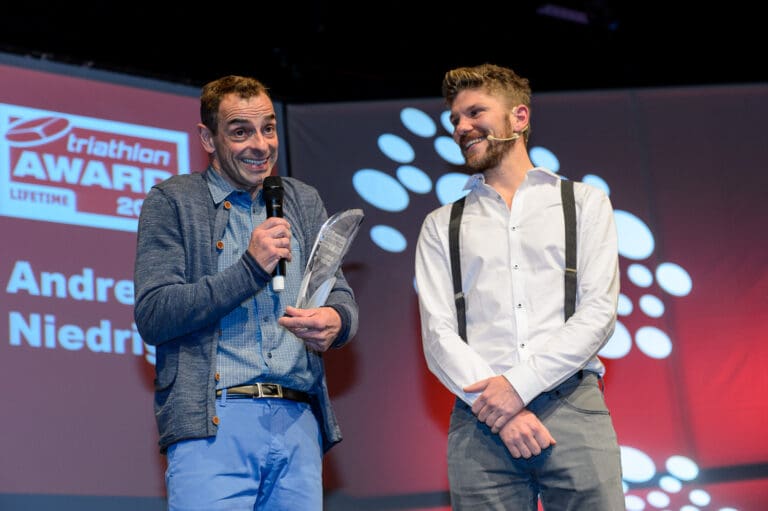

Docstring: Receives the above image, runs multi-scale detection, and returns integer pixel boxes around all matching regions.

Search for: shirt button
[223,200,232,210]
[267,352,273,359]
[517,303,523,308]
[513,264,519,269]
[212,416,220,426]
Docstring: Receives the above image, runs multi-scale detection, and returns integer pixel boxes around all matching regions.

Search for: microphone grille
[263,175,284,202]
[263,175,283,190]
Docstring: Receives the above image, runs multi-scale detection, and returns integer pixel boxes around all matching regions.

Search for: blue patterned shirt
[207,170,316,392]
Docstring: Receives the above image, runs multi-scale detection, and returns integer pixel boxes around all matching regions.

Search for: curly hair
[442,63,532,140]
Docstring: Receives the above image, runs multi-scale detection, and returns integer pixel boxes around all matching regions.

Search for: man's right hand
[498,409,556,459]
[248,217,292,273]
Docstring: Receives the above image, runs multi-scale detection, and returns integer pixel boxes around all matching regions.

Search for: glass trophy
[295,208,365,309]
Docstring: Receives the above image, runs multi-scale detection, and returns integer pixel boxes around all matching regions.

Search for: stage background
[1,52,766,510]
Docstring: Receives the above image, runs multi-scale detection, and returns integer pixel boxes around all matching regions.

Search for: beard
[462,120,516,173]
[463,138,508,172]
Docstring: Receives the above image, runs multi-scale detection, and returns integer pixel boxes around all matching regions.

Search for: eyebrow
[225,113,277,126]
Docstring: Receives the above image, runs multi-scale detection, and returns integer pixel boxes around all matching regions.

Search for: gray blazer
[133,168,358,453]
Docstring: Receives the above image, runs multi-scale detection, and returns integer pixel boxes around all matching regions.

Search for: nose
[453,117,471,139]
[245,131,271,151]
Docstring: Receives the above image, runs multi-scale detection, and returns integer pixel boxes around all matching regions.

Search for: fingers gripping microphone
[263,175,286,292]
[486,132,521,142]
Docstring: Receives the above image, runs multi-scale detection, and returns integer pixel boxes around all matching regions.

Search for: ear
[510,104,530,132]
[198,124,215,154]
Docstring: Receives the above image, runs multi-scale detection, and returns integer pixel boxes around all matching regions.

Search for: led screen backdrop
[0,53,210,510]
[1,51,766,511]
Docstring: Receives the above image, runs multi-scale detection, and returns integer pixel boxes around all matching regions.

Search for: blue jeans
[447,372,625,510]
[165,397,322,511]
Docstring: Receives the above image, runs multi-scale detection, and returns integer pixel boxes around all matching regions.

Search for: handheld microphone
[262,175,286,292]
[486,132,520,142]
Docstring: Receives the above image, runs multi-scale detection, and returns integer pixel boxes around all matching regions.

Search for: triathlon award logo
[0,103,190,232]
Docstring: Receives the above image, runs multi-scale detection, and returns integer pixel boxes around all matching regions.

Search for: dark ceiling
[1,2,764,103]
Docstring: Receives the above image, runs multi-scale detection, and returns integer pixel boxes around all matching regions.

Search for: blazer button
[216,240,225,250]
[212,416,220,426]
[223,200,232,210]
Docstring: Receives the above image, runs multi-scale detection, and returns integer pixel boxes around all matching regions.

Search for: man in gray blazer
[133,75,358,511]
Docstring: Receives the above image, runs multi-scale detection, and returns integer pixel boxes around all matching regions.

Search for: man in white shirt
[415,63,625,510]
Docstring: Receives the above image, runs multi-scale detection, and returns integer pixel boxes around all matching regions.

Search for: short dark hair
[200,75,270,134]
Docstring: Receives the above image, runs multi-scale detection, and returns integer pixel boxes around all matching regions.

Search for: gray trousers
[447,371,626,511]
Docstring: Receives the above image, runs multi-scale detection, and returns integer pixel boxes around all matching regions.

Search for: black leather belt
[216,383,310,403]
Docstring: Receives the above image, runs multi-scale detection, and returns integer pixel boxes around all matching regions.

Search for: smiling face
[199,92,279,195]
[449,88,518,173]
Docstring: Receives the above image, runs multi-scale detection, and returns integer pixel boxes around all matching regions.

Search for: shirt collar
[464,166,560,192]
[205,166,240,206]
[526,166,562,184]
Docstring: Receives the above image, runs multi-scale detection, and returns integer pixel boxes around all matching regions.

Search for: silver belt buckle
[255,383,282,398]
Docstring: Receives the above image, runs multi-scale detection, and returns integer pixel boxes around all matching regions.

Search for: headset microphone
[486,132,520,142]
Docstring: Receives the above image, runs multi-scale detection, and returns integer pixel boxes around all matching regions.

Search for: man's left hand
[278,305,341,352]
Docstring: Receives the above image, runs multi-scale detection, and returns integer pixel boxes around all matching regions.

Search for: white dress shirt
[415,167,619,406]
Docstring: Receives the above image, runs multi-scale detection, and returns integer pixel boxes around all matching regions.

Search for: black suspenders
[449,179,577,343]
[449,195,467,341]
[561,179,577,321]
